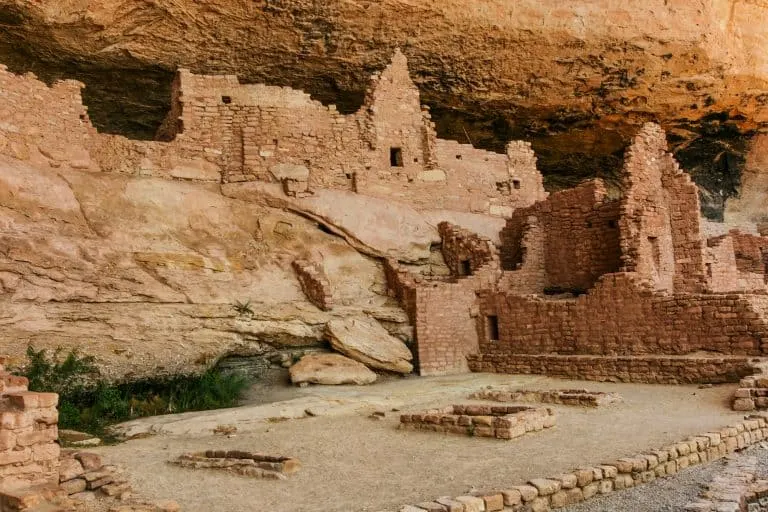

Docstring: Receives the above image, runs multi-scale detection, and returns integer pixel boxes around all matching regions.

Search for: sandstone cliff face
[0,154,412,379]
[1,1,767,217]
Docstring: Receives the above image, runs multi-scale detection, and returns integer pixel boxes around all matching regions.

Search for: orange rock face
[1,0,766,213]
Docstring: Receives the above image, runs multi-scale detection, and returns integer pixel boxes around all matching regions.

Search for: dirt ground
[91,374,748,512]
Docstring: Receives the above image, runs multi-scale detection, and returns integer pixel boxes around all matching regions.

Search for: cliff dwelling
[3,6,768,511]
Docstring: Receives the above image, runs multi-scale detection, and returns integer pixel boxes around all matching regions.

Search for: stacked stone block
[399,405,555,440]
[172,450,300,480]
[396,416,768,512]
[733,375,768,411]
[0,363,60,494]
[292,259,333,311]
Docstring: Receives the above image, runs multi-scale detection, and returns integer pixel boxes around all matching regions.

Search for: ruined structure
[1,47,768,387]
[388,123,768,382]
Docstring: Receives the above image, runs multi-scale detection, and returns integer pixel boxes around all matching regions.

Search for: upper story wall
[0,65,96,171]
[0,53,549,218]
[619,123,706,293]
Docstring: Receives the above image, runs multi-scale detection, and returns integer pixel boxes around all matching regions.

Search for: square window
[390,147,404,167]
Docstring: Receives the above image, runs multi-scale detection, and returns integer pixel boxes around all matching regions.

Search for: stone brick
[480,494,503,511]
[529,479,561,496]
[454,496,484,512]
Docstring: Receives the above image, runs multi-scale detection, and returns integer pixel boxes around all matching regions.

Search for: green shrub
[17,346,250,437]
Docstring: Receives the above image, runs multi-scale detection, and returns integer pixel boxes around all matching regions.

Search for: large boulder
[289,353,376,386]
[326,316,414,374]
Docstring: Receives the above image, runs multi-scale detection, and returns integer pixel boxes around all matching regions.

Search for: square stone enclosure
[399,404,556,439]
[173,450,301,480]
[470,388,622,407]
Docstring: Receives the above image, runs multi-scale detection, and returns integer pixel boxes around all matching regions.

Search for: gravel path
[566,444,768,512]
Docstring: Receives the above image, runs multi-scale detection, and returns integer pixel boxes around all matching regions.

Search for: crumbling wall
[0,66,95,172]
[500,179,621,293]
[438,222,496,277]
[0,361,59,493]
[705,231,768,292]
[477,273,768,358]
[384,223,502,375]
[619,123,706,293]
[292,259,333,311]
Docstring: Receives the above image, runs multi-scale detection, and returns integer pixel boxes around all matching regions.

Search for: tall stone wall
[618,123,706,293]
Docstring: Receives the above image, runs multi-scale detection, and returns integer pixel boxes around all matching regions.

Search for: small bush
[17,346,250,437]
[232,299,254,316]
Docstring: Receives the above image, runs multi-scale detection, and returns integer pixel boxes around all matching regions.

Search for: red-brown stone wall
[500,179,621,293]
[478,273,768,358]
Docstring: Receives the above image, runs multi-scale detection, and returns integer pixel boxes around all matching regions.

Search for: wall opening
[706,262,713,278]
[390,147,404,167]
[648,236,661,272]
[221,96,232,104]
[485,315,499,342]
[513,179,521,190]
[459,259,472,276]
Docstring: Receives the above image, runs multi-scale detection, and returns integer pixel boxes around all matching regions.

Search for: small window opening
[456,154,463,160]
[221,96,232,104]
[459,259,472,276]
[413,157,419,163]
[486,315,499,342]
[512,179,521,190]
[345,172,353,180]
[648,236,661,270]
[390,147,404,167]
[273,139,279,146]
[586,221,593,228]
[608,220,617,228]
[706,262,713,278]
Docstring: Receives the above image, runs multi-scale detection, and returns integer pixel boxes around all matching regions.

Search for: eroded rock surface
[326,316,414,374]
[0,155,411,379]
[1,0,767,215]
[289,353,377,386]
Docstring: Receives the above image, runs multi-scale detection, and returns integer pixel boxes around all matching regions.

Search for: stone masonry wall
[467,353,755,384]
[0,360,59,493]
[618,123,707,293]
[0,55,548,218]
[500,179,621,293]
[384,222,502,375]
[706,232,768,292]
[0,66,96,172]
[478,272,768,357]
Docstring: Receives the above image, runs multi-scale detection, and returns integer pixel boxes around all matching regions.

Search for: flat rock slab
[222,182,439,262]
[326,316,413,374]
[289,353,377,386]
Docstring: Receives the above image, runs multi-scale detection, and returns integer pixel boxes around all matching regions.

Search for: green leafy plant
[17,346,249,438]
[232,299,254,317]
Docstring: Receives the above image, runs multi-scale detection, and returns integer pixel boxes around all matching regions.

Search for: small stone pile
[685,453,768,511]
[470,388,622,407]
[59,450,131,500]
[172,450,301,479]
[399,404,555,440]
[733,375,768,411]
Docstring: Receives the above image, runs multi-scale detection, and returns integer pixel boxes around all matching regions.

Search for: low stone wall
[470,388,622,407]
[685,452,768,512]
[396,416,768,512]
[467,353,756,384]
[399,405,555,440]
[172,450,300,480]
[292,259,333,311]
